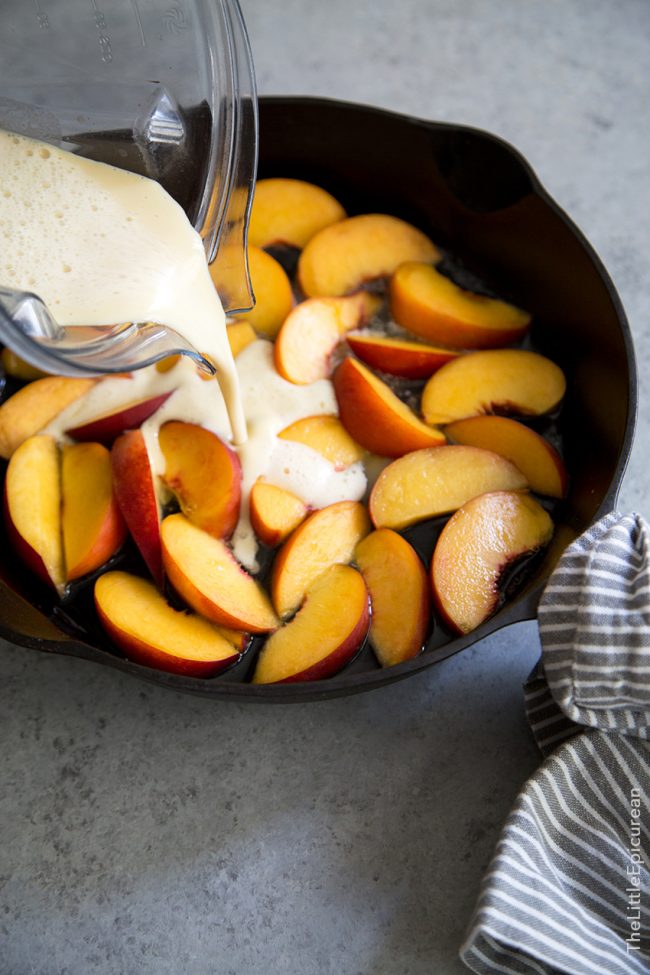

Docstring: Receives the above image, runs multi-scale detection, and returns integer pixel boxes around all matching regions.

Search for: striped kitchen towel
[461,512,650,974]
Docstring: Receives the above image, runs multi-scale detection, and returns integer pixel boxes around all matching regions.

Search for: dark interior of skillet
[0,96,636,701]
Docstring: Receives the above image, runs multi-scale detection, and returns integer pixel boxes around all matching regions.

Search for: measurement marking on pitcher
[89,0,112,62]
[32,0,50,31]
[130,0,147,47]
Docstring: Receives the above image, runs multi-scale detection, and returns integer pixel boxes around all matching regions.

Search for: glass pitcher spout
[0,288,217,378]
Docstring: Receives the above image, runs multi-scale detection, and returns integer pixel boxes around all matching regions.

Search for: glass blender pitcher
[0,0,257,376]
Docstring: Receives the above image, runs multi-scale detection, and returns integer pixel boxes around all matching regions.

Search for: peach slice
[0,376,95,459]
[95,571,241,677]
[227,320,257,358]
[431,491,553,634]
[159,421,241,539]
[421,349,566,425]
[298,214,440,298]
[369,445,528,529]
[249,178,346,249]
[0,348,48,381]
[3,434,65,591]
[111,430,163,587]
[249,481,309,548]
[333,357,446,457]
[214,625,251,654]
[278,415,365,469]
[346,332,459,379]
[253,564,369,684]
[271,500,371,619]
[274,294,379,384]
[155,355,181,374]
[62,442,127,581]
[445,415,568,499]
[390,262,531,349]
[161,513,279,633]
[355,529,430,667]
[234,246,293,338]
[67,391,172,445]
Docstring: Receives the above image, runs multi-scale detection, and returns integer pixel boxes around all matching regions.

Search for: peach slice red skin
[273,295,379,385]
[2,481,53,588]
[274,298,341,384]
[161,514,279,634]
[444,415,568,499]
[368,444,528,530]
[297,213,441,298]
[345,332,460,380]
[421,349,567,425]
[164,559,277,634]
[431,491,554,635]
[159,421,242,540]
[94,572,241,678]
[253,565,370,684]
[66,502,126,581]
[333,356,446,458]
[2,434,64,590]
[111,430,163,588]
[270,500,371,620]
[62,442,128,581]
[67,392,172,445]
[96,608,239,678]
[263,606,369,683]
[390,261,531,349]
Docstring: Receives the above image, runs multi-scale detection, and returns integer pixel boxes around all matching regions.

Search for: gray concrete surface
[2,1,650,973]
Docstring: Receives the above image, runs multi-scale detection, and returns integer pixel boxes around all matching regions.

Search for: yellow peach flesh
[298,214,440,297]
[227,321,257,358]
[369,445,528,529]
[253,564,369,684]
[445,415,567,498]
[249,178,346,249]
[0,377,95,459]
[95,571,240,673]
[159,421,241,540]
[355,529,430,667]
[333,357,446,457]
[278,415,365,468]
[249,481,308,547]
[274,298,341,383]
[4,434,64,590]
[432,491,553,634]
[62,442,125,580]
[421,349,566,424]
[234,246,293,338]
[390,262,530,348]
[161,513,279,633]
[271,500,371,619]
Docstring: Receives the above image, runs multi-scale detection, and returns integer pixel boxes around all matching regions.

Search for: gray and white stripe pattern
[538,512,650,738]
[461,512,650,974]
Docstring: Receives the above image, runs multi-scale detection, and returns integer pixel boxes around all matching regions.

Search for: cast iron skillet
[0,96,637,701]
